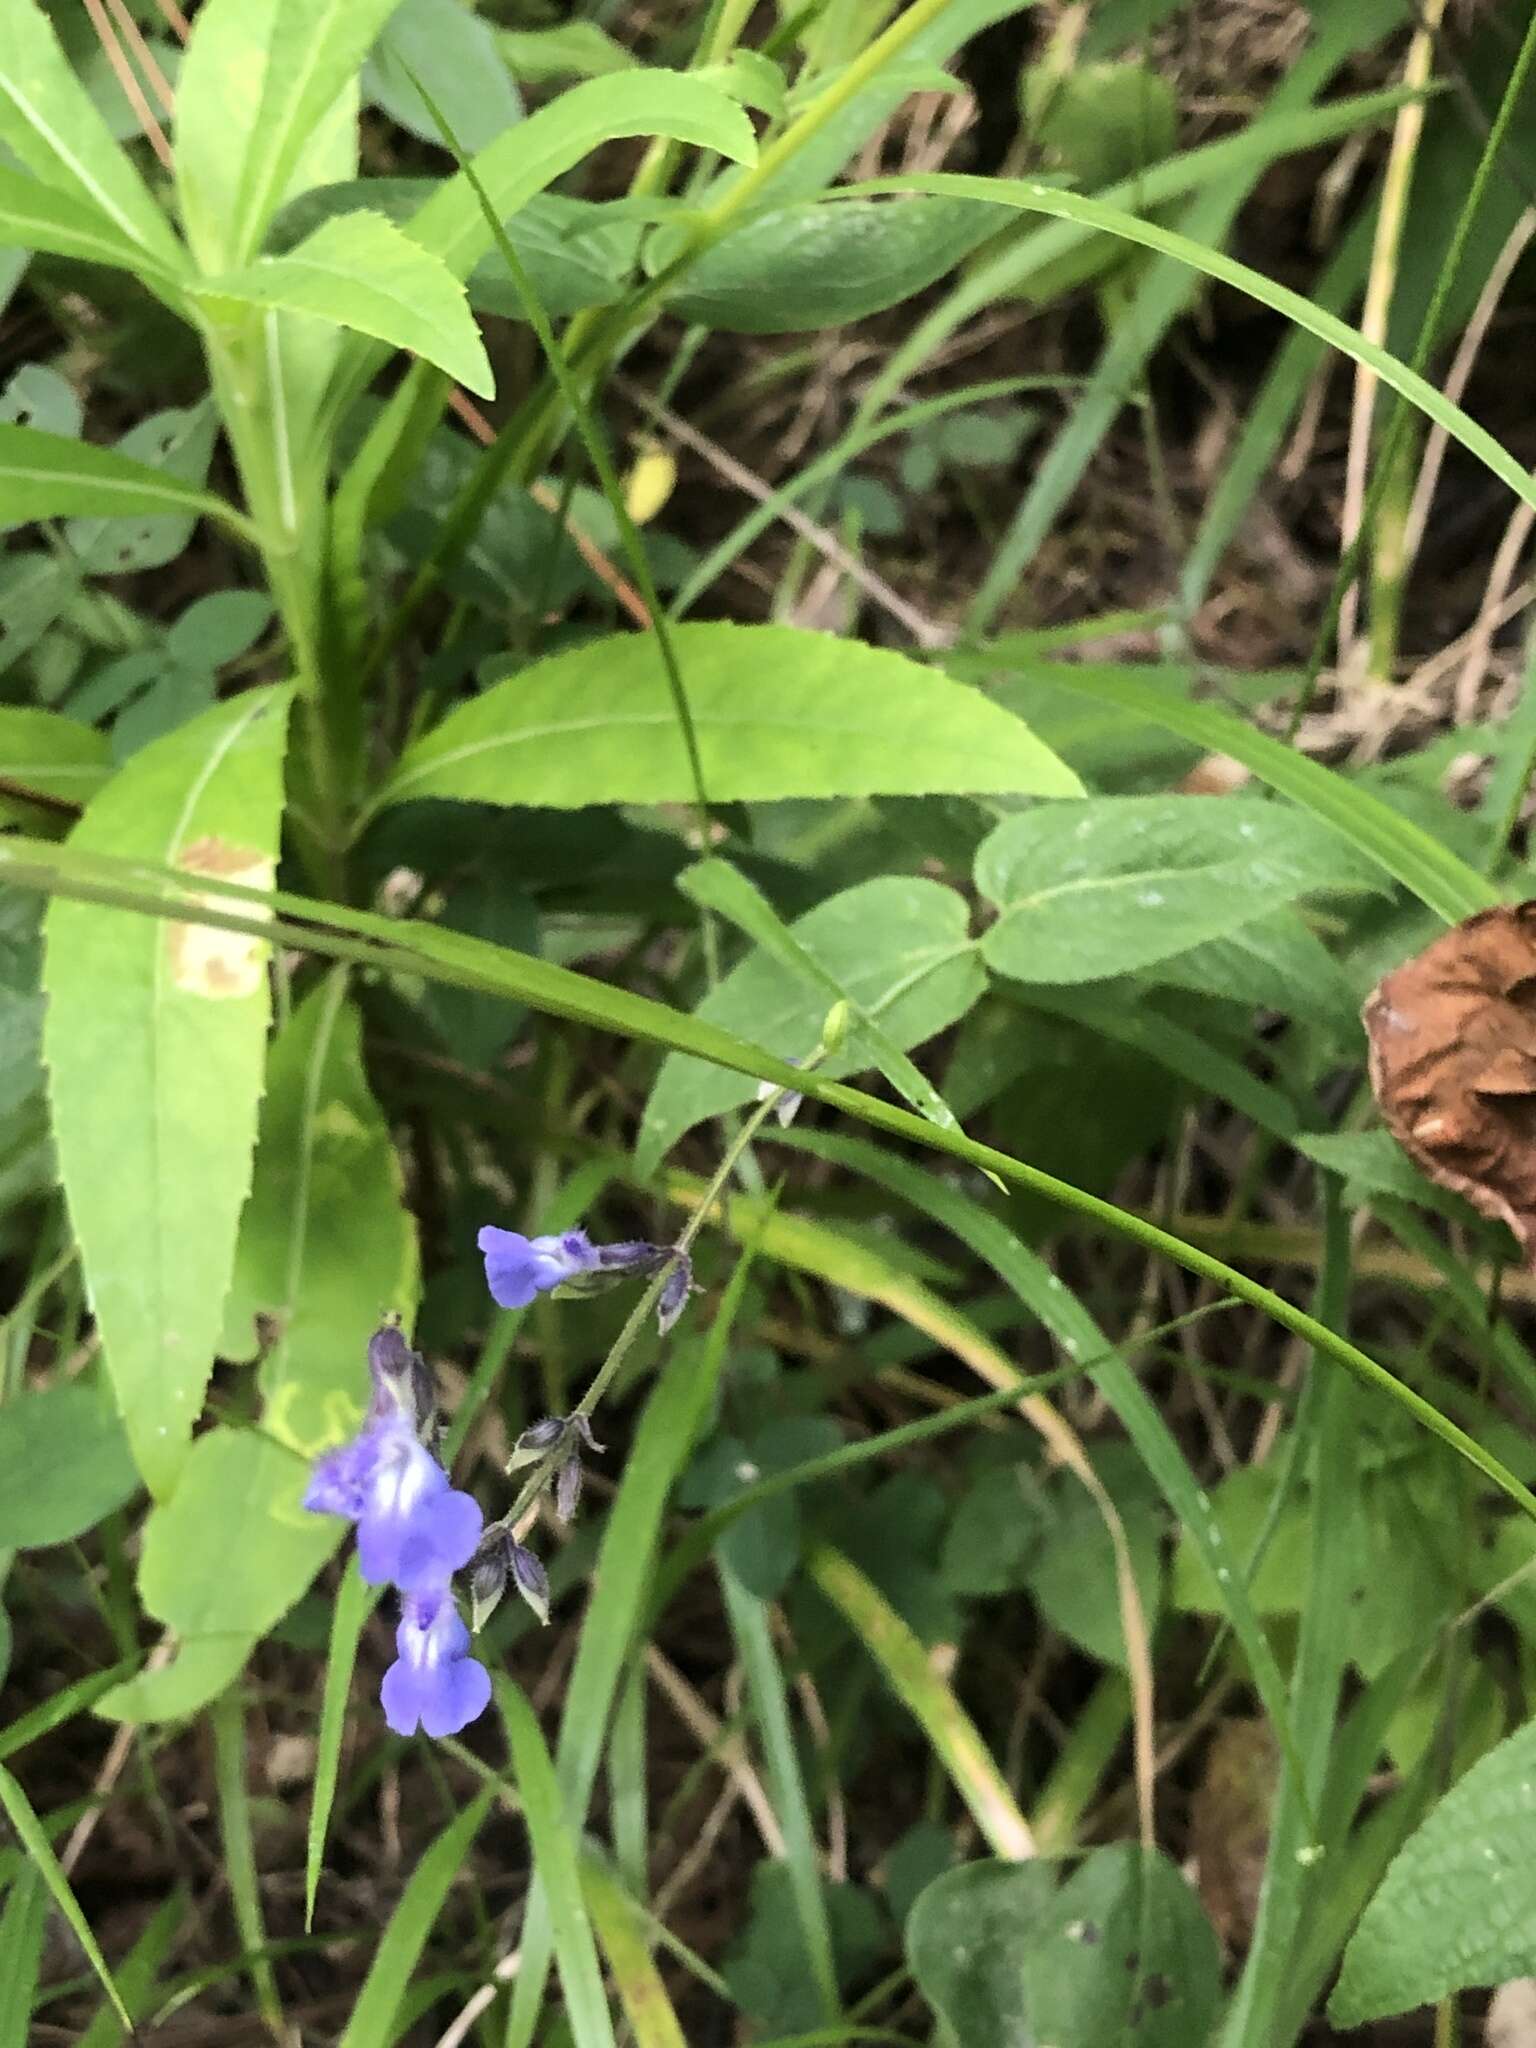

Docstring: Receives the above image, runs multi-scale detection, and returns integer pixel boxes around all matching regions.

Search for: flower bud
[510,1544,550,1626]
[657,1252,694,1336]
[468,1532,511,1632]
[555,1455,583,1524]
[507,1415,566,1473]
[821,1000,849,1056]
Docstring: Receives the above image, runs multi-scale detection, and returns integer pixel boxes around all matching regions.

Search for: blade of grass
[498,1677,617,2048]
[1179,200,1377,622]
[805,1543,1033,1858]
[857,170,1536,535]
[607,1661,649,1900]
[305,1557,376,1931]
[212,1688,282,2036]
[0,1764,129,2030]
[720,1560,841,2022]
[336,1785,494,2048]
[76,1886,186,2048]
[681,855,959,1133]
[503,1238,764,2045]
[772,1127,1309,1815]
[1221,1187,1358,2044]
[0,1862,46,2048]
[580,1853,688,2048]
[0,1659,138,1764]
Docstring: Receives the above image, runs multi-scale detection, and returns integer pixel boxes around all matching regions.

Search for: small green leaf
[656,194,1005,332]
[681,855,961,1133]
[0,1382,138,1547]
[638,875,984,1173]
[1331,1717,1536,2024]
[0,422,242,539]
[0,0,180,265]
[976,795,1381,986]
[199,211,494,396]
[64,404,219,575]
[381,623,1080,816]
[365,0,522,154]
[43,688,289,1495]
[908,1845,1220,2048]
[986,658,1495,925]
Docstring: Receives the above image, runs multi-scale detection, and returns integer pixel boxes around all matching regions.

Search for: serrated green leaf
[0,1382,138,1548]
[639,875,983,1173]
[976,795,1382,986]
[174,0,399,269]
[199,211,493,395]
[1331,1717,1536,2024]
[0,422,242,539]
[42,688,289,1496]
[656,194,1005,332]
[0,0,180,265]
[221,972,418,1452]
[380,623,1080,816]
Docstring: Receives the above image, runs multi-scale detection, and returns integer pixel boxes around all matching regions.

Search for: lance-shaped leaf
[378,623,1080,815]
[174,0,400,269]
[0,423,245,539]
[0,0,181,266]
[196,211,494,397]
[43,689,290,1496]
[100,980,415,1726]
[0,167,182,281]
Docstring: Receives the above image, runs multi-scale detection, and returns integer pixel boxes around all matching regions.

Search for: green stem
[491,1072,803,1536]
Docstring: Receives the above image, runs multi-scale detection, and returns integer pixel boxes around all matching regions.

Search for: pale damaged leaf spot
[169,836,274,999]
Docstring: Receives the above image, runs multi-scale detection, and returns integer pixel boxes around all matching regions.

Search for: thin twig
[80,0,173,170]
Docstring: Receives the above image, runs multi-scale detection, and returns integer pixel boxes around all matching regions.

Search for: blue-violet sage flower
[380,1584,492,1738]
[477,1226,663,1308]
[304,1334,483,1594]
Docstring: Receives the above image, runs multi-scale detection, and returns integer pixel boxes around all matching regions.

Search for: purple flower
[305,1408,482,1593]
[477,1226,601,1307]
[380,1585,491,1738]
[478,1226,664,1308]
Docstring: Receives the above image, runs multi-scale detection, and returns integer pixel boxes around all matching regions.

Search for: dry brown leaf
[1189,1717,1277,1952]
[1364,902,1536,1261]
